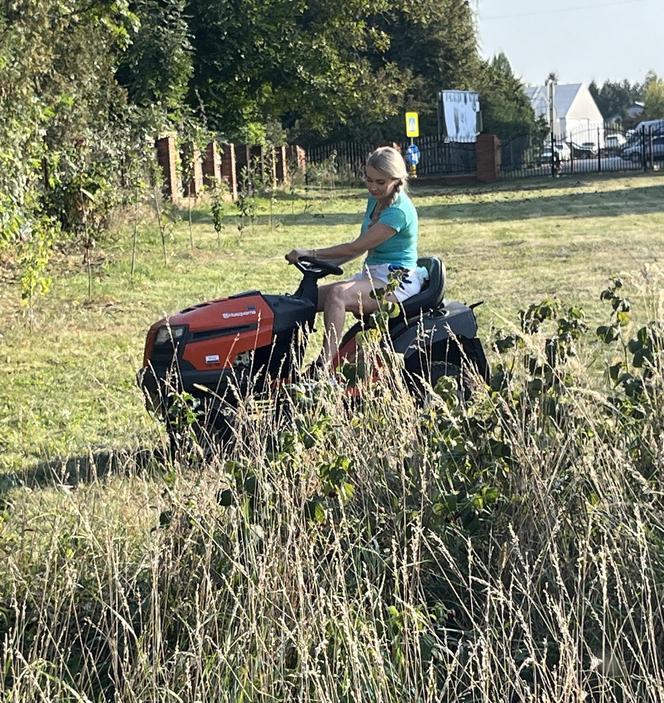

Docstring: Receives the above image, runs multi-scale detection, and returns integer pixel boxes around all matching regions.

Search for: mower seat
[399,256,446,319]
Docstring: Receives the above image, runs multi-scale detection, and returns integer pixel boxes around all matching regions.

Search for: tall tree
[477,53,542,140]
[186,0,404,141]
[589,79,643,122]
[643,71,664,118]
[116,0,193,121]
[311,0,481,142]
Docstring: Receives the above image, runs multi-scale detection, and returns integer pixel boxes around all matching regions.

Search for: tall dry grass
[1,285,663,702]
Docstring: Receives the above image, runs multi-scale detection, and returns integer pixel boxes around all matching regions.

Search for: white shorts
[349,264,428,303]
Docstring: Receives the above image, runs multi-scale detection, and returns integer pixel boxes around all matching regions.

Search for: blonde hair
[366,146,408,202]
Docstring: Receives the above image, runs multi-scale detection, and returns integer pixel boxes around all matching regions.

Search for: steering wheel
[290,255,343,277]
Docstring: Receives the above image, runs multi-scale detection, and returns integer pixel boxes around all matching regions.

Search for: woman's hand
[286,248,311,264]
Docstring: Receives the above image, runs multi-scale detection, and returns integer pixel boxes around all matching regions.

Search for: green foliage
[589,78,644,122]
[17,218,59,322]
[0,0,165,317]
[235,166,259,235]
[596,278,663,422]
[115,0,193,120]
[591,70,664,123]
[644,72,664,119]
[478,53,545,140]
[208,178,228,246]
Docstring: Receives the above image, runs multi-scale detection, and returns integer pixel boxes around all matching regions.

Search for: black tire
[404,337,490,405]
[166,395,236,461]
[404,360,467,406]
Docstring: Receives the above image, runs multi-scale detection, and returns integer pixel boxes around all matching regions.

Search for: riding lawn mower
[137,256,490,447]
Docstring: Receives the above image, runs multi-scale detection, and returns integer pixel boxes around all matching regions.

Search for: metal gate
[500,123,662,179]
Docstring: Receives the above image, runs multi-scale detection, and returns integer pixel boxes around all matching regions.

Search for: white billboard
[438,90,482,142]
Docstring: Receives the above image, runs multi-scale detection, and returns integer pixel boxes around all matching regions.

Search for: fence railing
[304,123,663,184]
[404,136,475,176]
[305,137,477,182]
[500,123,662,179]
[305,142,374,182]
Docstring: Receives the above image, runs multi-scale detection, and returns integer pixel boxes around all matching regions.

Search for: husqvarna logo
[222,309,257,319]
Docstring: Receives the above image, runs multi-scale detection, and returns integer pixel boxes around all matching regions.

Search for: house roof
[524,83,584,119]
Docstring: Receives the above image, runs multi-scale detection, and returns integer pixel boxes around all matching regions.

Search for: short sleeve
[378,206,407,233]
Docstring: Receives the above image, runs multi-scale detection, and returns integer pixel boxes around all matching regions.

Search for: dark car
[603,134,626,154]
[621,134,664,163]
[569,141,597,159]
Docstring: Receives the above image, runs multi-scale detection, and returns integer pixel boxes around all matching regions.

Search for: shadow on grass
[0,447,168,495]
[417,183,664,223]
[176,208,364,228]
[410,170,649,196]
[173,178,663,228]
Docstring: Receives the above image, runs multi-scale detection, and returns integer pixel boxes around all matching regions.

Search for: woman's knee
[324,283,348,307]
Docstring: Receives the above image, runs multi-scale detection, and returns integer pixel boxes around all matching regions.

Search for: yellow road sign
[405,112,419,138]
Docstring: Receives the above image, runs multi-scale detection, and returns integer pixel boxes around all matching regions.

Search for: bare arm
[286,223,396,265]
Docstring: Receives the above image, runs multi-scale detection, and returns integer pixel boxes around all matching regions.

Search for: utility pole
[545,72,558,139]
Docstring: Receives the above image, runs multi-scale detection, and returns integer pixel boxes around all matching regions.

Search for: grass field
[1,172,664,701]
[2,172,663,474]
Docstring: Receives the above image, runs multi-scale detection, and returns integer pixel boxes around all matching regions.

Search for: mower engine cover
[138,289,316,413]
[392,300,491,384]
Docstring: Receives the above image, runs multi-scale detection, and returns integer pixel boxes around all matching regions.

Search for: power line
[483,0,648,21]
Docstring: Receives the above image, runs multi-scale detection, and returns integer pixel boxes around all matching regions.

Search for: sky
[476,0,662,87]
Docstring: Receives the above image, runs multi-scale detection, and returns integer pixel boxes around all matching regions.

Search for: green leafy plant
[208,177,228,247]
[236,167,258,237]
[18,218,58,328]
[596,278,663,421]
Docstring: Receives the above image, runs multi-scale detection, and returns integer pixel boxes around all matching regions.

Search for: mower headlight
[154,325,187,346]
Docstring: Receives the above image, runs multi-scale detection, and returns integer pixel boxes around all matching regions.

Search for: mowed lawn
[1,172,663,474]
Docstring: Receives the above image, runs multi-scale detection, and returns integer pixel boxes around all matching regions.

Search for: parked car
[554,142,571,160]
[603,133,626,154]
[569,141,597,159]
[539,142,570,166]
[621,134,664,163]
[581,141,599,157]
[632,118,664,137]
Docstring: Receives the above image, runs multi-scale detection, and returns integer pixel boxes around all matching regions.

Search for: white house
[524,82,605,145]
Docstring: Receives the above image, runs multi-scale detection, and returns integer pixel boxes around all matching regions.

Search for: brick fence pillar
[275,145,288,183]
[220,143,238,200]
[201,141,222,187]
[155,134,180,201]
[475,134,501,183]
[286,145,307,177]
[181,144,204,198]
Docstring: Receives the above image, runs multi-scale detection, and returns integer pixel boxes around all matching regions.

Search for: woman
[286,146,425,366]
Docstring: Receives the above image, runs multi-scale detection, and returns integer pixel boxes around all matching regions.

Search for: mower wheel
[405,361,472,406]
[166,395,236,461]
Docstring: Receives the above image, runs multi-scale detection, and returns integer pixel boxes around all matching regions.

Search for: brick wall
[155,135,180,200]
[154,135,305,201]
[476,134,501,183]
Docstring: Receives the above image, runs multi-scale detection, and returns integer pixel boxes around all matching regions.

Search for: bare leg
[320,279,391,365]
[316,282,335,313]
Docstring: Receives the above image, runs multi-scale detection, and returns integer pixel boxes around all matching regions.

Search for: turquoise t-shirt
[361,191,418,268]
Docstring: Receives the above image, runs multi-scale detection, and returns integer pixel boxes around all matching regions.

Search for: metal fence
[305,123,663,183]
[305,142,374,182]
[408,136,475,176]
[305,136,476,182]
[501,123,663,179]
